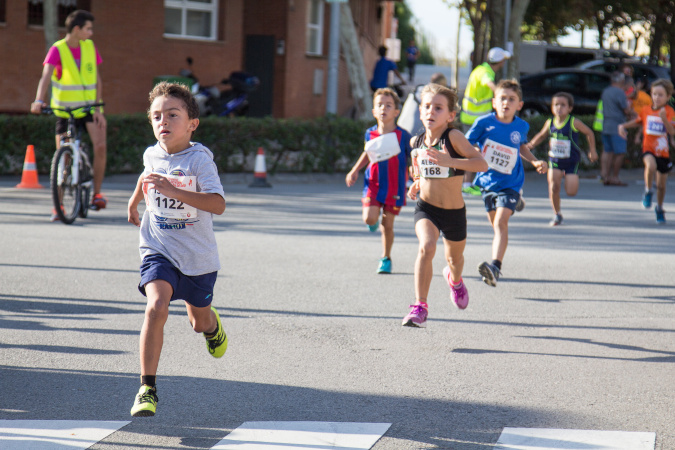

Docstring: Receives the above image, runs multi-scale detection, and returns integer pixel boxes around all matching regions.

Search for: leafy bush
[0,113,643,176]
[0,114,373,176]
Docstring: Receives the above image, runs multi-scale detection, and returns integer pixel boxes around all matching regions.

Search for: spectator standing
[405,39,420,83]
[600,72,633,186]
[460,47,511,195]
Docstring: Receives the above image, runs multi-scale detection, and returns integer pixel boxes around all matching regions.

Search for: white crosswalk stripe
[0,420,130,450]
[0,421,659,449]
[495,427,656,450]
[211,421,392,450]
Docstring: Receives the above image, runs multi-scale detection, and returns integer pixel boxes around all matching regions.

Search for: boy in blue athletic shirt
[466,79,547,287]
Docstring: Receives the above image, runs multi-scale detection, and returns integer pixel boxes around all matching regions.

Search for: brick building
[0,0,397,118]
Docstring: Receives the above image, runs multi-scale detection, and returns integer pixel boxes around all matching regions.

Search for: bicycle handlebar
[42,102,106,117]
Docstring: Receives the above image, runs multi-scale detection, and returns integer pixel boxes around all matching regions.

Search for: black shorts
[643,152,673,174]
[55,112,94,135]
[414,199,467,242]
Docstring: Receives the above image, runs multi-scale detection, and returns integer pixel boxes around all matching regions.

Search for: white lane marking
[0,420,130,450]
[212,421,391,450]
[495,427,656,450]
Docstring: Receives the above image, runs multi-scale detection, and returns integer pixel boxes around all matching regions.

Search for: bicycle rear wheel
[50,145,81,224]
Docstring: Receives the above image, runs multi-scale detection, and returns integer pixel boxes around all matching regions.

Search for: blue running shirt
[465,112,530,192]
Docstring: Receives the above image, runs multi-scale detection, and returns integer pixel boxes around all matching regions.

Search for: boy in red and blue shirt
[346,87,412,274]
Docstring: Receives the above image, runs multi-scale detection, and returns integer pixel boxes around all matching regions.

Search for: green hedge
[0,113,644,176]
[0,114,373,176]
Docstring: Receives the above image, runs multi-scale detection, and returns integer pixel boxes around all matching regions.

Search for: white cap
[487,47,512,63]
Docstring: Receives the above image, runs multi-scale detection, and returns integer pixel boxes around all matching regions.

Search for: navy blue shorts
[482,188,520,212]
[139,253,217,308]
[549,158,580,175]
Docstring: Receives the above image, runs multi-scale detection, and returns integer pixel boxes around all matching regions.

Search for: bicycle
[44,103,105,224]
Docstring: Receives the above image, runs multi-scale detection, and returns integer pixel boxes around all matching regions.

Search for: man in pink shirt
[30,9,107,219]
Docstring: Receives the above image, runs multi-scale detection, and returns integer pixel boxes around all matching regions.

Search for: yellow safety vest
[460,62,495,125]
[592,100,603,132]
[50,39,97,119]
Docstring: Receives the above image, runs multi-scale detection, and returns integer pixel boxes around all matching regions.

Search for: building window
[164,0,218,40]
[0,0,6,23]
[27,0,91,27]
[306,0,324,56]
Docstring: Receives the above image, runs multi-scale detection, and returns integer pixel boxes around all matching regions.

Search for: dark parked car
[574,59,671,86]
[519,68,611,118]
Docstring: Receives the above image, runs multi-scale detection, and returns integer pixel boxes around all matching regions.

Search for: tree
[453,0,489,67]
[395,2,434,72]
[506,0,532,78]
[523,2,595,43]
[43,0,58,52]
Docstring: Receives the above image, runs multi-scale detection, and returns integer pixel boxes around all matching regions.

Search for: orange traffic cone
[249,147,272,188]
[16,145,44,189]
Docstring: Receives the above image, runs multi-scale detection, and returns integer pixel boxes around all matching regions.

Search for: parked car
[574,59,671,86]
[519,68,611,118]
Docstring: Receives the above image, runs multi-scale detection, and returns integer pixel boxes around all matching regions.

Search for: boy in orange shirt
[619,79,675,224]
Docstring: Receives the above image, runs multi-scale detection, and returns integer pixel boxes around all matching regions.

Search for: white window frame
[164,0,218,41]
[306,0,324,56]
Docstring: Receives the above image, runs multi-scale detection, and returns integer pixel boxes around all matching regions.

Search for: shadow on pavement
[0,365,584,449]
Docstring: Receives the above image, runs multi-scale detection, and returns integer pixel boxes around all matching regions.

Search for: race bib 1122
[145,174,198,219]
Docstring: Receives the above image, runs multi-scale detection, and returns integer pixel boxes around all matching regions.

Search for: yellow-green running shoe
[130,385,158,417]
[462,185,481,196]
[205,307,228,358]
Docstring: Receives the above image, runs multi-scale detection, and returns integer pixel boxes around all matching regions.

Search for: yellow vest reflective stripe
[593,100,603,132]
[50,39,97,119]
[460,63,495,125]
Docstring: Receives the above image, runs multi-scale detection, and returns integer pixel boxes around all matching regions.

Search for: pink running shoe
[402,303,428,328]
[443,266,469,309]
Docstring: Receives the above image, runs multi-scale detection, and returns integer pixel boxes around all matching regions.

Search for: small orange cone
[16,145,44,189]
[249,147,272,188]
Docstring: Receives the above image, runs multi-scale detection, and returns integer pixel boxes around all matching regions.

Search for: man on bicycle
[30,9,107,219]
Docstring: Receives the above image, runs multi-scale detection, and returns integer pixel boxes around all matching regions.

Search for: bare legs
[140,280,216,377]
[548,169,579,215]
[414,218,465,302]
[363,206,396,259]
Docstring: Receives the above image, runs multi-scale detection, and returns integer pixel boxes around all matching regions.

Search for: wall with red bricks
[1,0,384,119]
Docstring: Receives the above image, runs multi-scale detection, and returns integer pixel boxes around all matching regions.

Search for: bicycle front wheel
[50,145,81,224]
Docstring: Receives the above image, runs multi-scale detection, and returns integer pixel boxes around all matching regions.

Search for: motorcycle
[179,57,260,117]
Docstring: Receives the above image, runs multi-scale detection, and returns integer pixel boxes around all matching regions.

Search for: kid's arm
[346,151,369,187]
[574,119,598,162]
[441,129,488,172]
[407,151,421,200]
[659,108,675,136]
[618,118,640,139]
[143,173,226,215]
[127,174,145,227]
[519,144,547,174]
[526,121,550,151]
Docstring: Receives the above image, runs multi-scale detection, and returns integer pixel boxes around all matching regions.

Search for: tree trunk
[43,0,58,52]
[506,0,530,79]
[595,12,606,50]
[649,14,665,65]
[490,0,505,50]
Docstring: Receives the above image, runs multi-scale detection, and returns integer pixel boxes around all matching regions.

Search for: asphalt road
[0,168,673,449]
